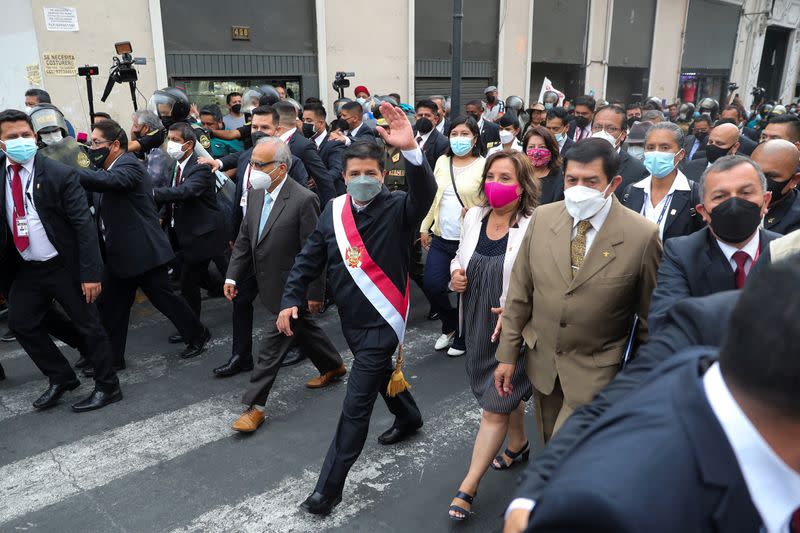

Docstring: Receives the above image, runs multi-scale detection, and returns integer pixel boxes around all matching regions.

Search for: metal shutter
[414,78,490,108]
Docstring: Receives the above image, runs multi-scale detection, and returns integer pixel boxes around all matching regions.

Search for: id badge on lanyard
[240,165,251,208]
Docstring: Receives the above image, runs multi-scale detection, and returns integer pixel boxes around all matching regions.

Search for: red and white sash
[331,194,410,343]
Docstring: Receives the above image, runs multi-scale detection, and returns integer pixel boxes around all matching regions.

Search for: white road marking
[171,390,480,533]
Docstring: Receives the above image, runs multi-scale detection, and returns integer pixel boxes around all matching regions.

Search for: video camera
[751,86,767,101]
[332,71,355,99]
[101,41,146,108]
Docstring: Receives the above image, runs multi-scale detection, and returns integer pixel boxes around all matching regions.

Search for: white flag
[538,77,565,105]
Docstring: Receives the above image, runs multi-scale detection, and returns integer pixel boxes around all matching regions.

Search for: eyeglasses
[89,139,113,147]
[249,160,277,171]
[591,124,621,135]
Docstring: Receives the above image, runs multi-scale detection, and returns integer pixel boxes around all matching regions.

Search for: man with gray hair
[224,136,345,433]
[647,155,781,332]
[430,95,449,133]
[128,109,170,187]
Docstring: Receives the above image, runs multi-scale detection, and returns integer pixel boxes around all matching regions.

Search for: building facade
[6,0,800,132]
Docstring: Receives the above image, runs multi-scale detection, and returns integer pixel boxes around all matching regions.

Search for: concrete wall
[29,1,159,133]
[497,0,533,101]
[322,0,410,106]
[584,0,612,99]
[648,0,689,100]
[1,1,41,111]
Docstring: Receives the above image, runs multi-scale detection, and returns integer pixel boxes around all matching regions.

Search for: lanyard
[6,164,34,214]
[641,192,674,227]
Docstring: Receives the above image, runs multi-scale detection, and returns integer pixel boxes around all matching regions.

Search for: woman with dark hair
[446,151,539,521]
[487,114,522,156]
[420,116,486,356]
[523,126,564,205]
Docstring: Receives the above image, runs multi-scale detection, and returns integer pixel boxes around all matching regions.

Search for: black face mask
[486,95,496,103]
[627,116,640,128]
[250,131,268,144]
[301,122,316,138]
[87,147,110,168]
[468,113,481,123]
[704,144,733,164]
[231,104,242,114]
[709,197,763,243]
[694,132,708,143]
[416,117,434,134]
[766,176,790,203]
[574,116,590,129]
[160,116,175,129]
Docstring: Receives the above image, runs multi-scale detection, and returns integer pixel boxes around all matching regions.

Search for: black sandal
[448,490,475,521]
[492,441,530,470]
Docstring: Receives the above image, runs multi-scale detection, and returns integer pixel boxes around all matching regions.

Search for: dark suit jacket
[764,188,800,235]
[153,153,226,263]
[282,153,437,333]
[614,150,649,200]
[620,178,705,241]
[525,348,761,533]
[317,134,346,195]
[538,167,564,205]
[742,126,760,142]
[419,127,450,170]
[0,154,103,290]
[683,134,706,160]
[681,157,708,182]
[559,137,575,156]
[515,290,739,504]
[737,133,757,156]
[348,122,377,142]
[227,178,323,313]
[76,152,174,279]
[221,147,309,242]
[287,131,337,206]
[479,119,501,153]
[648,227,780,332]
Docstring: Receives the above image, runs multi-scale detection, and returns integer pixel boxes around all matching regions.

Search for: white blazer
[450,206,532,309]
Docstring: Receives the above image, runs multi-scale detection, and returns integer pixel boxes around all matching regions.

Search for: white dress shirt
[632,171,692,239]
[279,127,297,143]
[4,158,58,261]
[344,122,364,146]
[704,363,800,533]
[716,231,760,275]
[572,124,591,142]
[436,119,446,134]
[487,138,523,156]
[313,129,328,149]
[415,130,432,149]
[225,176,289,286]
[571,195,613,254]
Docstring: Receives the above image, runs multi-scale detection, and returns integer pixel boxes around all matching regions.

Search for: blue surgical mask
[555,132,565,143]
[450,137,473,157]
[2,137,37,163]
[544,103,554,110]
[643,151,679,179]
[347,175,382,202]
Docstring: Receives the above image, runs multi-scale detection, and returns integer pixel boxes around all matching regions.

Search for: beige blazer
[496,197,662,410]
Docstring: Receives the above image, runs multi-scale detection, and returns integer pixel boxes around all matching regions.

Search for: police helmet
[771,104,787,116]
[148,87,190,126]
[505,96,524,114]
[257,85,281,106]
[29,104,68,136]
[370,95,399,119]
[646,96,663,110]
[542,91,559,105]
[698,98,719,116]
[333,98,353,116]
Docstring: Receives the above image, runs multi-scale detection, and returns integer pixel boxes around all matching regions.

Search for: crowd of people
[1,79,799,530]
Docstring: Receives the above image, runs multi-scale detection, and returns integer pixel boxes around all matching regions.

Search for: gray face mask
[347,175,382,202]
[626,145,645,161]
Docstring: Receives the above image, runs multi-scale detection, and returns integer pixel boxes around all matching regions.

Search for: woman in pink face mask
[446,151,540,521]
[523,126,564,205]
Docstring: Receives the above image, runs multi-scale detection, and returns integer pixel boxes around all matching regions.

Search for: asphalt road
[0,287,537,532]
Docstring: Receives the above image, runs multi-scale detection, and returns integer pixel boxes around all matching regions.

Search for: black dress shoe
[33,380,81,409]
[377,420,423,445]
[300,491,342,516]
[213,354,254,377]
[180,327,211,359]
[427,310,440,321]
[74,356,90,369]
[0,362,5,381]
[280,348,306,367]
[71,387,123,413]
[1,330,16,342]
[168,332,184,344]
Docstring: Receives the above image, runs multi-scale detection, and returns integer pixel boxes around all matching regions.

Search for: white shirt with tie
[716,231,760,275]
[570,195,613,254]
[313,130,328,149]
[415,130,432,149]
[4,158,58,261]
[344,123,365,146]
[704,363,800,533]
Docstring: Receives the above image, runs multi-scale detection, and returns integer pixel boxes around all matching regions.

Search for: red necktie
[732,250,750,289]
[175,164,182,186]
[790,507,800,533]
[9,164,29,252]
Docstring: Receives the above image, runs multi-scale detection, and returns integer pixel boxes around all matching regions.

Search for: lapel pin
[670,208,677,216]
[602,251,610,257]
[36,183,41,189]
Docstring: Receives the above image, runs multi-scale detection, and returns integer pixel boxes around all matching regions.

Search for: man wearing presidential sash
[278,102,437,515]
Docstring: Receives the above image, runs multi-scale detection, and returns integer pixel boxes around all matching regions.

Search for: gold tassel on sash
[386,344,410,397]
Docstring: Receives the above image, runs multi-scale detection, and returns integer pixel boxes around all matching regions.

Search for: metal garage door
[414,78,490,112]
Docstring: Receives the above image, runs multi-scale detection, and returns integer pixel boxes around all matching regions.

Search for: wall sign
[44,7,79,32]
[231,26,250,41]
[43,53,77,76]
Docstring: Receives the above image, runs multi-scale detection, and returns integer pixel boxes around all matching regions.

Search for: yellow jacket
[420,155,486,236]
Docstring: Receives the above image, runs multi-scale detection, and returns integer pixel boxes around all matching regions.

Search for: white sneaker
[447,346,466,357]
[434,332,454,350]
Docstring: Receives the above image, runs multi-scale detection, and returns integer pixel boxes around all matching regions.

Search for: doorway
[757,27,791,101]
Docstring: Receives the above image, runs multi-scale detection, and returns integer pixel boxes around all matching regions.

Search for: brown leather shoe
[231,407,265,432]
[305,364,347,389]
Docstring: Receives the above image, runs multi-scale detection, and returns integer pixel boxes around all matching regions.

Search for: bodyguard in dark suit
[224,138,345,433]
[279,104,436,515]
[0,109,120,412]
[153,123,227,320]
[648,155,780,332]
[683,116,712,160]
[752,139,800,235]
[681,155,708,181]
[683,122,741,183]
[719,104,761,144]
[465,99,501,153]
[414,99,450,169]
[76,120,210,365]
[303,103,347,195]
[520,260,800,533]
[340,101,377,143]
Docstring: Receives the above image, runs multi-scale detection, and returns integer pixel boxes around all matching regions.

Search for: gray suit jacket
[226,177,324,313]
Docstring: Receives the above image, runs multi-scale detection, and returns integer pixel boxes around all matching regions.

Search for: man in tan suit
[495,138,662,445]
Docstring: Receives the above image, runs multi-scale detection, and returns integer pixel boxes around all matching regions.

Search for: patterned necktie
[258,193,273,239]
[570,220,592,278]
[732,250,750,289]
[9,164,29,252]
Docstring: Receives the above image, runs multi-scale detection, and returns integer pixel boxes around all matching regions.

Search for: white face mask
[166,140,187,160]
[249,165,280,190]
[564,183,611,221]
[41,131,63,146]
[590,129,620,149]
[499,130,516,145]
[24,106,33,115]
